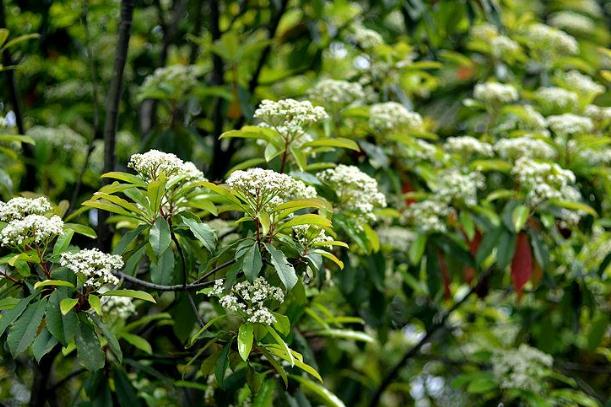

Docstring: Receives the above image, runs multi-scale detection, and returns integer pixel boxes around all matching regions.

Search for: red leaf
[511,233,533,299]
[463,230,482,284]
[402,180,416,206]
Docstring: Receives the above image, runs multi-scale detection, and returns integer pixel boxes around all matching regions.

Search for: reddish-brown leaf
[463,230,482,284]
[511,233,533,299]
[437,251,452,300]
[402,180,416,206]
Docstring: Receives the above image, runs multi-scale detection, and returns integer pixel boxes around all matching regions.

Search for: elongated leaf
[260,347,288,387]
[101,172,146,187]
[102,290,156,303]
[279,214,331,230]
[238,323,254,361]
[91,314,122,362]
[0,294,35,337]
[265,244,298,290]
[64,223,97,238]
[312,329,374,343]
[7,300,46,355]
[302,137,359,151]
[119,333,152,354]
[511,233,532,299]
[242,242,262,281]
[76,317,105,371]
[149,217,171,255]
[289,375,345,407]
[511,205,529,232]
[409,233,428,265]
[88,295,102,316]
[34,280,75,290]
[183,218,216,252]
[215,342,231,387]
[31,328,58,363]
[267,326,294,367]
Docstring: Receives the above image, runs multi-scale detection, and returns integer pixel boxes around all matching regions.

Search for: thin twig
[98,0,135,251]
[368,267,495,407]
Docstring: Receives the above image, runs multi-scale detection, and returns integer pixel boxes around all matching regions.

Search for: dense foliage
[0,0,610,406]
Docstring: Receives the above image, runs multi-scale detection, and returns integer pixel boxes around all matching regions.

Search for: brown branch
[368,267,495,407]
[98,0,135,251]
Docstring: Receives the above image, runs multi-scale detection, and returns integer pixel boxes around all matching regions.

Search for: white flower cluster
[473,82,519,104]
[547,114,593,136]
[491,36,520,58]
[254,99,327,143]
[492,344,553,393]
[0,197,52,222]
[350,23,384,49]
[470,23,498,42]
[369,102,423,133]
[0,197,63,247]
[128,150,205,181]
[561,70,605,96]
[401,139,438,162]
[210,277,284,325]
[444,136,493,157]
[432,169,485,207]
[0,215,64,247]
[101,295,136,319]
[535,87,578,113]
[138,65,199,100]
[584,105,611,122]
[226,168,316,213]
[404,200,452,234]
[549,11,595,33]
[308,79,365,110]
[512,157,580,206]
[525,23,579,55]
[318,165,386,221]
[60,248,123,289]
[294,225,333,248]
[519,105,548,129]
[27,125,86,152]
[495,137,556,160]
[376,226,415,252]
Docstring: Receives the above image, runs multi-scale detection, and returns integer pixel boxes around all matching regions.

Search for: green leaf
[265,244,298,290]
[215,342,231,387]
[52,229,74,257]
[466,376,497,393]
[183,218,216,252]
[188,315,225,347]
[60,298,78,315]
[549,199,597,217]
[272,313,290,336]
[252,379,276,407]
[88,295,102,316]
[312,329,374,343]
[237,323,254,361]
[512,205,529,232]
[31,328,58,363]
[76,316,105,371]
[260,347,288,387]
[149,217,171,255]
[409,233,428,265]
[102,290,156,303]
[289,375,345,407]
[45,291,77,344]
[34,279,75,290]
[113,367,143,407]
[0,294,35,337]
[101,172,146,187]
[279,214,331,230]
[242,242,262,281]
[64,223,97,238]
[302,137,360,151]
[267,326,294,367]
[120,333,152,354]
[7,300,46,356]
[496,229,517,270]
[90,314,122,362]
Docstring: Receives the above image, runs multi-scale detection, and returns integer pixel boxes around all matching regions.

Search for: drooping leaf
[102,290,156,303]
[76,316,105,371]
[265,244,298,290]
[149,217,171,255]
[242,242,262,281]
[237,323,254,361]
[7,300,46,356]
[511,233,532,299]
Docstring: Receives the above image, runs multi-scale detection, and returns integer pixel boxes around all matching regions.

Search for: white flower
[254,99,327,143]
[401,139,438,162]
[495,137,556,160]
[128,149,205,181]
[138,65,199,100]
[27,125,86,152]
[549,11,595,33]
[512,157,579,206]
[492,344,553,393]
[226,168,316,213]
[444,136,493,157]
[491,36,520,58]
[547,114,593,136]
[584,105,611,122]
[404,200,452,234]
[520,105,548,129]
[350,23,384,49]
[369,102,423,133]
[319,165,386,221]
[562,70,605,96]
[308,79,365,110]
[535,87,578,113]
[376,226,415,251]
[212,277,284,326]
[294,225,333,248]
[60,248,123,289]
[101,294,136,319]
[525,23,579,55]
[433,169,485,207]
[470,23,498,42]
[0,215,63,247]
[0,197,52,222]
[473,82,519,104]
